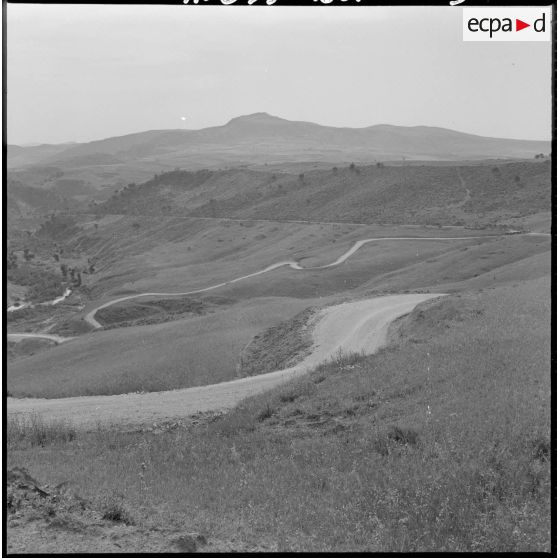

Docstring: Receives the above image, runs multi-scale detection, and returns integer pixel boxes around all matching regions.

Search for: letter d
[534,13,546,32]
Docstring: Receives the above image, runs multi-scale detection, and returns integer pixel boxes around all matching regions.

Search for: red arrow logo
[516,19,530,31]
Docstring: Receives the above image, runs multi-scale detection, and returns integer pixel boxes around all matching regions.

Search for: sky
[7,4,552,145]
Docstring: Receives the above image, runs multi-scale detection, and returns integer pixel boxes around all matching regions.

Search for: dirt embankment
[237,307,317,377]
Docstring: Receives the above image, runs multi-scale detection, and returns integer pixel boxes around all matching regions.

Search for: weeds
[257,403,275,422]
[7,413,77,447]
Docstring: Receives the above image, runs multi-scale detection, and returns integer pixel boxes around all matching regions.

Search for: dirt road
[83,235,494,328]
[7,333,73,344]
[8,293,442,427]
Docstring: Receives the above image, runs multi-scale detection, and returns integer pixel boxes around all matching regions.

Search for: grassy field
[8,296,328,398]
[94,295,234,328]
[7,276,550,552]
[7,338,58,364]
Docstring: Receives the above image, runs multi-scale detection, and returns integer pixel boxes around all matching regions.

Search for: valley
[6,121,552,553]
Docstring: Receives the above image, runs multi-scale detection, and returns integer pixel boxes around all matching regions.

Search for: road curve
[8,293,443,427]
[7,333,74,344]
[84,235,498,329]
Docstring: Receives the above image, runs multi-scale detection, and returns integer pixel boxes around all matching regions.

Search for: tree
[298,173,305,183]
[23,248,35,262]
[349,163,356,172]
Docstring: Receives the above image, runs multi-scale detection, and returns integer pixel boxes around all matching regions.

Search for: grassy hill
[95,160,550,228]
[8,274,550,551]
[7,228,550,398]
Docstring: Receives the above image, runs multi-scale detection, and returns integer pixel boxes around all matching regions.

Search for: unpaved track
[84,235,498,328]
[8,294,442,427]
[7,333,73,344]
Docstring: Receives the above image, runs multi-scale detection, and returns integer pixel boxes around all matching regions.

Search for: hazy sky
[7,4,552,145]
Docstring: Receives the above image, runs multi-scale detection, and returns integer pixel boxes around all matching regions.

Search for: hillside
[8,275,550,551]
[95,160,551,228]
[7,114,550,204]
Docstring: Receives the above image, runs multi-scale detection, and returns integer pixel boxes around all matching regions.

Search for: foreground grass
[7,277,550,551]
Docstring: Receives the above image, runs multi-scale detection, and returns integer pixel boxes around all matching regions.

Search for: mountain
[9,113,549,170]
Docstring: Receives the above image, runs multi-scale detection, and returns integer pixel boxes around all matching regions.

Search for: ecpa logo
[463,8,551,42]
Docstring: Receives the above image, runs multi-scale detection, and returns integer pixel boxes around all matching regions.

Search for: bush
[100,495,135,525]
[36,214,80,240]
[7,265,64,302]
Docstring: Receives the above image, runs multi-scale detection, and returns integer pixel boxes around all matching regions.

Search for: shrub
[7,265,64,302]
[36,214,80,240]
[387,425,419,446]
[257,403,275,422]
[100,495,135,525]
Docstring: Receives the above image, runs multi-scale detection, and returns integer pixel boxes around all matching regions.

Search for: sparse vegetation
[93,160,550,227]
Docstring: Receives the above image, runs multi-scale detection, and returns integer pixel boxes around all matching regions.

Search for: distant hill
[95,159,551,229]
[9,113,550,170]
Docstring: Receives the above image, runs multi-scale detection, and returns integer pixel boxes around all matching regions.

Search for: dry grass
[8,277,550,551]
[8,297,317,398]
[8,413,77,447]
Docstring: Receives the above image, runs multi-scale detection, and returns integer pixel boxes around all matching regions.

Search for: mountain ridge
[9,112,549,155]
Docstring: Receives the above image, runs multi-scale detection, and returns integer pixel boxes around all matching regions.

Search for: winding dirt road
[10,232,545,426]
[7,294,442,427]
[7,333,73,344]
[84,235,498,329]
